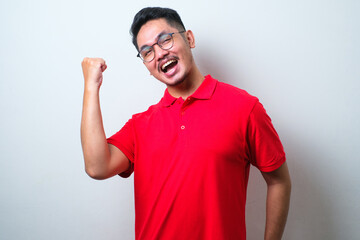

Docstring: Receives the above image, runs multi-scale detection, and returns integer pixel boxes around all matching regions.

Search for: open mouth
[161,59,178,73]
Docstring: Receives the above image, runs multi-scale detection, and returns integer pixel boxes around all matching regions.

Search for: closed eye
[141,47,153,57]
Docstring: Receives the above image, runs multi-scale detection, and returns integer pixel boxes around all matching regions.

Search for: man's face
[136,18,195,86]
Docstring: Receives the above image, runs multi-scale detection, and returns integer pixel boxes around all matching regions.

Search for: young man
[81,7,291,240]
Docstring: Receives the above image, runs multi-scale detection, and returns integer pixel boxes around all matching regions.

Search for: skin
[136,18,204,99]
[81,57,130,180]
[262,162,292,240]
[81,18,291,239]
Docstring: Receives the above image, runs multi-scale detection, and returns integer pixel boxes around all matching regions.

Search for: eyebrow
[139,30,168,52]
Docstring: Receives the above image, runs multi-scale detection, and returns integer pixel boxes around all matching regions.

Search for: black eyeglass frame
[136,30,186,62]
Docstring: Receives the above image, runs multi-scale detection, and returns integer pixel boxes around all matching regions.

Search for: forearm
[264,181,291,240]
[81,88,111,178]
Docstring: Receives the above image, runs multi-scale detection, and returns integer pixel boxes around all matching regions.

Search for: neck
[167,66,204,99]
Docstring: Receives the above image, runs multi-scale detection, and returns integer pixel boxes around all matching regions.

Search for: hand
[81,57,107,91]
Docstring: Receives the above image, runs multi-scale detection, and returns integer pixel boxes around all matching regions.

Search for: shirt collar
[160,75,217,107]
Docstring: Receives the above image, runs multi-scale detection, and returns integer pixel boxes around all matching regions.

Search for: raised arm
[80,57,129,180]
[261,162,291,240]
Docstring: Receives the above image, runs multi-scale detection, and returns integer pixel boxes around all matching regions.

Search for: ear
[185,30,195,48]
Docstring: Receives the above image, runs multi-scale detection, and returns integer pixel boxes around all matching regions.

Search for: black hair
[130,7,186,50]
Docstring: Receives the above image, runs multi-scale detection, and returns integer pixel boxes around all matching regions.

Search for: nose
[154,44,168,61]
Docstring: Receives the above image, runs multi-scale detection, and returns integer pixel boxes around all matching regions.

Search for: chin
[163,74,187,87]
[152,70,185,86]
[164,78,185,86]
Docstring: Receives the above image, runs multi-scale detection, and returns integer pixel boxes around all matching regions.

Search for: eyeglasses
[137,31,186,62]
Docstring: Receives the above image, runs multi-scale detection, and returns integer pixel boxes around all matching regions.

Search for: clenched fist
[81,57,107,91]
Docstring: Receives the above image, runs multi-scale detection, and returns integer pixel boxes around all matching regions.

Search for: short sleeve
[247,101,286,172]
[107,118,135,178]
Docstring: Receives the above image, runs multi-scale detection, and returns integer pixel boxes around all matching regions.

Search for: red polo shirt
[107,75,286,240]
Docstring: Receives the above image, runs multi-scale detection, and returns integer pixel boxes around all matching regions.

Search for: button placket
[180,106,185,130]
[180,99,188,131]
[179,97,195,131]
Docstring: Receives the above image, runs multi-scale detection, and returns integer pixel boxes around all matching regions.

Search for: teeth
[161,60,176,71]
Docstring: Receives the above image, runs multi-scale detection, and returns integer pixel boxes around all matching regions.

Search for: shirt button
[180,125,185,130]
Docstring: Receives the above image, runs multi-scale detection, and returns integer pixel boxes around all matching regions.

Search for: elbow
[85,166,108,180]
[83,154,111,180]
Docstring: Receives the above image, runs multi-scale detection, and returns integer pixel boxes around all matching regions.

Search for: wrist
[84,84,100,94]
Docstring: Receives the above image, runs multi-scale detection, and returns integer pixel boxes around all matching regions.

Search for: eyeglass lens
[140,34,174,62]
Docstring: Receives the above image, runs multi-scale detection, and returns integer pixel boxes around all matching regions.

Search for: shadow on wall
[193,45,245,87]
[280,129,339,240]
[247,138,339,239]
[194,46,339,239]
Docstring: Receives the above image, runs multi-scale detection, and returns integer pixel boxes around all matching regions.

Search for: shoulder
[216,81,256,99]
[130,99,163,122]
[214,80,259,110]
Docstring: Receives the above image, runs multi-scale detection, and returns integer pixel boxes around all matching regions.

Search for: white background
[1,0,359,239]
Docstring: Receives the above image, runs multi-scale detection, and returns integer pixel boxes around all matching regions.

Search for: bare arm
[81,57,129,180]
[261,162,291,240]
